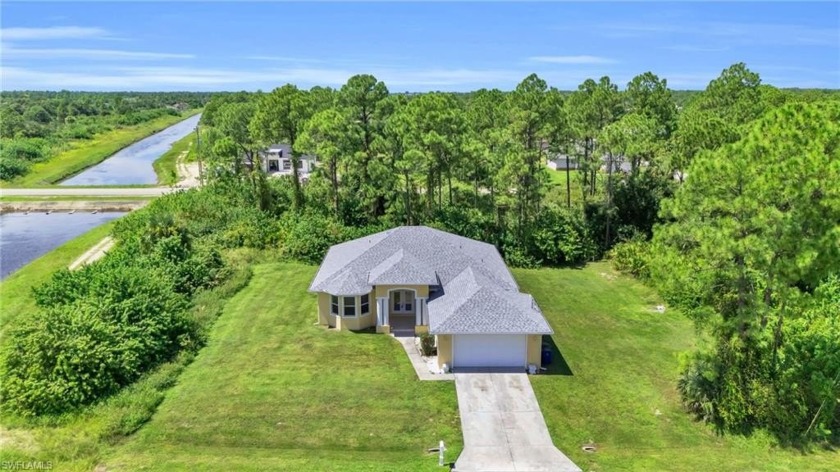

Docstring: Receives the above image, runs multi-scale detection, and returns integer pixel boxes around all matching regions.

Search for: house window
[283,160,291,170]
[296,160,303,169]
[268,159,280,172]
[343,296,356,317]
[278,150,283,157]
[330,295,339,316]
[360,294,370,315]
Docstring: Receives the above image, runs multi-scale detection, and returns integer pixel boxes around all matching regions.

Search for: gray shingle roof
[309,226,553,335]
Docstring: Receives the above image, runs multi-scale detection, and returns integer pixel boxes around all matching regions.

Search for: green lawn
[544,168,607,208]
[152,133,195,186]
[3,258,835,471]
[3,110,200,187]
[517,263,839,471]
[104,263,462,471]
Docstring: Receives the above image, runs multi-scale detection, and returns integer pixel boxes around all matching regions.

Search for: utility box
[541,343,553,365]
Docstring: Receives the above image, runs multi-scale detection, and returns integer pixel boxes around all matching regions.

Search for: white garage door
[453,334,527,368]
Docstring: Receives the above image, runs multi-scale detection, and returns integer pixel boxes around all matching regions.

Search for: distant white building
[547,154,581,171]
[259,144,317,180]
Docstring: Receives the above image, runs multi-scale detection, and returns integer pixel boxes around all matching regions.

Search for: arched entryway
[388,288,416,337]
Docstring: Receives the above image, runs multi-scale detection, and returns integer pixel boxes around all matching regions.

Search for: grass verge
[4,110,200,187]
[152,133,195,186]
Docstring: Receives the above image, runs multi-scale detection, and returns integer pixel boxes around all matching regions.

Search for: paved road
[1,187,174,197]
[454,373,580,472]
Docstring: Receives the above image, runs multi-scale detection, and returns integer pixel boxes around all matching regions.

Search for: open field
[3,110,200,187]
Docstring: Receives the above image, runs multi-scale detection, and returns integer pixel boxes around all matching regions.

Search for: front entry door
[390,290,415,314]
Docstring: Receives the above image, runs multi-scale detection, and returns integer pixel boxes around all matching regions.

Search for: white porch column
[416,297,428,325]
[415,299,422,326]
[377,297,389,326]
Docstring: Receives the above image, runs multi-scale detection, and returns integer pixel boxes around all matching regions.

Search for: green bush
[1,264,192,416]
[419,333,436,357]
[609,237,652,279]
[0,156,30,180]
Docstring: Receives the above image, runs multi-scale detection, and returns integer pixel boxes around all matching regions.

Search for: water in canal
[0,212,125,279]
[61,114,202,186]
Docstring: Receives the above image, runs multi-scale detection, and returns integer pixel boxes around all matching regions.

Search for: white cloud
[529,55,617,64]
[2,46,194,60]
[0,26,111,41]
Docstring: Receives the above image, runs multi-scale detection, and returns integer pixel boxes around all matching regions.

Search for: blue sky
[1,1,838,91]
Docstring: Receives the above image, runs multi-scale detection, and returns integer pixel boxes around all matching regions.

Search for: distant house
[258,144,317,180]
[547,154,580,171]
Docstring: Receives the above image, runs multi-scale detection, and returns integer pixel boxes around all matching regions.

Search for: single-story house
[308,226,554,372]
[259,144,317,179]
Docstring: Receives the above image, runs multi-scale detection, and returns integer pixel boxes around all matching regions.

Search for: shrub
[609,237,652,279]
[531,208,594,266]
[277,211,347,264]
[502,243,541,269]
[1,265,192,416]
[677,351,719,424]
[419,333,436,357]
[0,157,30,180]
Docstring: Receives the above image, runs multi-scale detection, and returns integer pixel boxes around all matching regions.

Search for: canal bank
[1,200,148,214]
[62,114,202,186]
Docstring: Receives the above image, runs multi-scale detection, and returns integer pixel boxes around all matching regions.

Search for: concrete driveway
[454,373,581,472]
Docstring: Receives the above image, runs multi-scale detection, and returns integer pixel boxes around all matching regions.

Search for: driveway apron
[454,373,581,472]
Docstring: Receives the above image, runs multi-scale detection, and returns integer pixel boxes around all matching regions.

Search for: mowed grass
[517,262,839,471]
[5,111,200,187]
[105,263,462,471]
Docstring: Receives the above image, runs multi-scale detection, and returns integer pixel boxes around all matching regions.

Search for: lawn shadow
[349,326,379,335]
[541,335,574,376]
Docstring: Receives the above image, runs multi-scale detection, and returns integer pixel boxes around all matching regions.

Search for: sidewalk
[392,336,454,381]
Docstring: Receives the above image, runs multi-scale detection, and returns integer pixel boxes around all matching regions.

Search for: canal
[61,113,202,186]
[0,212,126,279]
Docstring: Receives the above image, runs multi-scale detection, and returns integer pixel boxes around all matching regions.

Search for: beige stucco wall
[317,290,376,331]
[527,334,543,369]
[436,334,453,369]
[339,311,375,331]
[317,292,333,327]
[374,284,429,299]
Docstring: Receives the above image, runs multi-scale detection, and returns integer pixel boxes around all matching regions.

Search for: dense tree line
[0,91,210,180]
